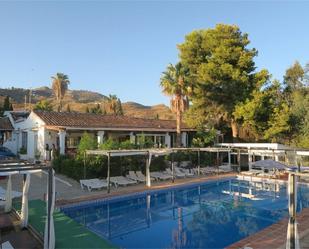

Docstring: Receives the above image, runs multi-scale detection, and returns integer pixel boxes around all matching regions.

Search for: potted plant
[35,150,41,164]
[19,147,27,160]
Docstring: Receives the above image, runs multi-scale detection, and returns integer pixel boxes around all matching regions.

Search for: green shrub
[19,147,27,154]
[99,138,120,150]
[77,132,97,160]
[53,154,102,180]
[192,128,217,147]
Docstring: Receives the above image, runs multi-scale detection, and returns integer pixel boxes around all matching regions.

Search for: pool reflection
[62,179,309,249]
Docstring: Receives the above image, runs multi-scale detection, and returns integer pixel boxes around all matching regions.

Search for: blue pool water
[61,178,309,248]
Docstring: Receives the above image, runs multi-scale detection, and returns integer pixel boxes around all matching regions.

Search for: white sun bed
[166,168,186,178]
[110,176,137,187]
[179,161,191,168]
[241,169,262,176]
[0,187,22,201]
[135,171,146,181]
[257,170,277,178]
[80,178,108,192]
[198,167,217,175]
[218,165,233,173]
[135,171,156,182]
[126,171,145,183]
[150,172,172,180]
[177,167,194,177]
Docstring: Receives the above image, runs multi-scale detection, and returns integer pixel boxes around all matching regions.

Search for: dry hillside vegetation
[0,87,174,120]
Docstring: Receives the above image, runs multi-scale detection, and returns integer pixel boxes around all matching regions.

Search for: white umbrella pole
[21,173,31,228]
[4,175,12,212]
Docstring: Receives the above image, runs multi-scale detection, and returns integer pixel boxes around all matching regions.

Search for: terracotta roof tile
[33,111,193,131]
[0,117,13,130]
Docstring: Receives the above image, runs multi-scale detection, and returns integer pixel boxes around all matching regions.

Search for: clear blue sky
[0,1,308,106]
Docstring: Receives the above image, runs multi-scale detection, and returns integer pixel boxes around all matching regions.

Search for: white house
[1,110,196,160]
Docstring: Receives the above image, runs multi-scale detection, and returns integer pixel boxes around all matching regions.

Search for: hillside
[122,102,175,120]
[0,87,174,120]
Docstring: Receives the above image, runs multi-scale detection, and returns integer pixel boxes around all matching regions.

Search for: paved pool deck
[0,171,237,206]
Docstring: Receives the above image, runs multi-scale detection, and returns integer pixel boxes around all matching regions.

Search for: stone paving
[0,171,236,205]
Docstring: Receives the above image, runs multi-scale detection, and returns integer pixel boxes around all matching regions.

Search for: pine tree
[3,96,13,111]
[178,24,269,140]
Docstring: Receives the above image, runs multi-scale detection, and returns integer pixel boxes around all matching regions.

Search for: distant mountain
[0,87,174,120]
[122,102,175,120]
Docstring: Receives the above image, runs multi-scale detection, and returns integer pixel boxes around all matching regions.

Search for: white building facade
[1,111,196,160]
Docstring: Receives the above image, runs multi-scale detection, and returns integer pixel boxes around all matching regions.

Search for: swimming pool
[61,178,309,248]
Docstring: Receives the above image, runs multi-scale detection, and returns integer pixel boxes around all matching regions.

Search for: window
[21,131,28,152]
[66,136,81,148]
[155,136,165,147]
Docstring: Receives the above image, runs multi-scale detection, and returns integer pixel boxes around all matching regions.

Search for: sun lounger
[176,167,194,177]
[80,178,108,191]
[218,165,233,173]
[150,172,172,180]
[135,171,155,182]
[170,167,187,178]
[179,161,191,168]
[110,176,137,187]
[126,171,145,183]
[241,169,262,176]
[165,168,186,178]
[257,170,277,178]
[0,187,22,201]
[199,167,217,175]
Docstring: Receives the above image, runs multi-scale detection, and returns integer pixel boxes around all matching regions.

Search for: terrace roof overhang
[45,125,195,132]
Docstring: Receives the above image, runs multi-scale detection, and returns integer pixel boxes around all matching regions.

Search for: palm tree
[107,94,119,114]
[51,73,70,112]
[160,62,191,147]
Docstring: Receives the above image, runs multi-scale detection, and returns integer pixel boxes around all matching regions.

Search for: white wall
[3,112,46,160]
[3,132,18,154]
